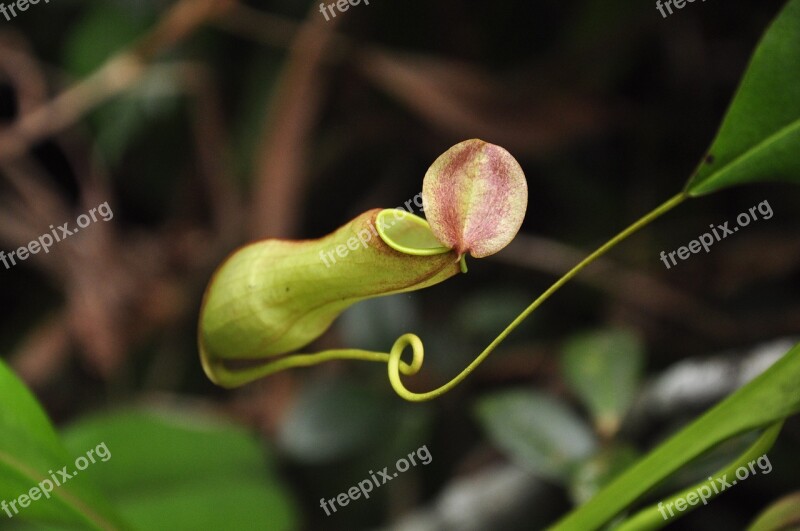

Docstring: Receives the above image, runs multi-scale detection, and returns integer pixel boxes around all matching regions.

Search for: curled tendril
[385,192,688,401]
[387,334,427,400]
[202,193,688,400]
[387,332,503,402]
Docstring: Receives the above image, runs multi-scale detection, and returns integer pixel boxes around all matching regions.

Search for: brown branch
[494,233,741,340]
[247,3,345,238]
[0,0,235,162]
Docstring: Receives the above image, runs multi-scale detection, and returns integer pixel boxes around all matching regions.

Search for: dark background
[0,0,798,529]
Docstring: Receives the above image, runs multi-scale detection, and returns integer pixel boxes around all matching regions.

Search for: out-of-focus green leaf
[474,390,597,481]
[62,4,151,77]
[340,295,420,352]
[615,421,783,531]
[231,51,282,180]
[454,289,533,343]
[278,380,394,464]
[551,342,800,530]
[64,2,153,77]
[61,409,298,531]
[61,4,175,163]
[569,445,640,505]
[0,360,126,530]
[561,329,644,437]
[91,75,184,164]
[685,0,800,195]
[748,493,800,531]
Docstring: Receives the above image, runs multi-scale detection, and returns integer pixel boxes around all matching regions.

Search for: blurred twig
[0,7,241,379]
[0,0,235,162]
[0,34,49,115]
[8,313,71,387]
[355,49,610,157]
[494,233,742,340]
[248,3,343,238]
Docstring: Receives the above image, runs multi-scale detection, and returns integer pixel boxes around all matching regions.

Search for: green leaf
[62,4,151,77]
[339,295,420,351]
[475,390,597,481]
[278,380,394,463]
[569,445,640,505]
[62,4,178,164]
[0,360,126,530]
[561,329,644,437]
[454,288,534,343]
[615,421,783,531]
[91,74,184,164]
[748,493,800,531]
[551,342,800,530]
[61,409,298,531]
[685,0,800,195]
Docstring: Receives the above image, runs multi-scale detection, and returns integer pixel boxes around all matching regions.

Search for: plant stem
[549,340,800,530]
[611,421,783,531]
[388,191,688,401]
[200,346,413,388]
[204,192,688,395]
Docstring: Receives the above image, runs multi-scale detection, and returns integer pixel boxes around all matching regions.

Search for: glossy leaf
[685,0,800,195]
[423,139,528,258]
[0,360,126,530]
[475,390,597,481]
[561,329,644,437]
[61,409,297,531]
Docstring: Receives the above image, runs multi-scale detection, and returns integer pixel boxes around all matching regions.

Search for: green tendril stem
[610,421,783,531]
[386,191,688,401]
[200,347,418,389]
[203,192,687,398]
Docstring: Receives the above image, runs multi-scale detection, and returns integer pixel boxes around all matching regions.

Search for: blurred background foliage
[0,0,798,529]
